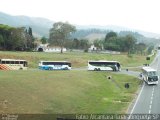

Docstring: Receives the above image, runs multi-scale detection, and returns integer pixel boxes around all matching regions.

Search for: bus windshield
[148,71,157,76]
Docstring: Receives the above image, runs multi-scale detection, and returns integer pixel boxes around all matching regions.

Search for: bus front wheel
[98,68,101,71]
[19,68,23,70]
[48,67,53,70]
[64,67,68,70]
[94,68,97,71]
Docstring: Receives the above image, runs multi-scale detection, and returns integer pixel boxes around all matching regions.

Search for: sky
[0,0,160,33]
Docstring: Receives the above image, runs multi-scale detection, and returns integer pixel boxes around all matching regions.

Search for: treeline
[104,31,137,52]
[0,23,152,54]
[103,31,147,54]
[0,24,34,51]
[65,38,90,50]
[65,31,147,54]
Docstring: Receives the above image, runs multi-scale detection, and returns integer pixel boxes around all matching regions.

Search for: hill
[1,11,160,41]
[0,12,53,37]
[76,25,160,38]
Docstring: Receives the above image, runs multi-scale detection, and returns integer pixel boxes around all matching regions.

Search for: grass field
[0,51,151,114]
[0,70,141,114]
[0,51,150,68]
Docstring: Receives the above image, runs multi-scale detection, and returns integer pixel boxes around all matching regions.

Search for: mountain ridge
[0,11,160,39]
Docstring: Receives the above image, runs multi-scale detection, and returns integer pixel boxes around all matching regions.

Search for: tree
[10,27,25,50]
[147,45,154,54]
[79,39,89,49]
[41,36,47,44]
[0,24,36,51]
[0,24,14,50]
[0,34,4,49]
[135,43,146,55]
[28,27,33,36]
[124,34,137,54]
[72,38,80,49]
[26,27,34,50]
[93,39,103,50]
[105,31,117,42]
[49,22,76,53]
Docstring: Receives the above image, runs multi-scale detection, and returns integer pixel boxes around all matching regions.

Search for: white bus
[39,61,71,70]
[0,59,28,70]
[141,67,159,85]
[88,60,121,71]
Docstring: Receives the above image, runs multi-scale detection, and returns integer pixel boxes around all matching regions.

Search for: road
[128,51,160,119]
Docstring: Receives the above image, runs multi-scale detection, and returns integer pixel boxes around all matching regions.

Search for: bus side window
[6,61,10,64]
[15,61,19,64]
[2,61,5,64]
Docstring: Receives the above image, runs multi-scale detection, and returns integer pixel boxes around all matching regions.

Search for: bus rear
[0,59,28,70]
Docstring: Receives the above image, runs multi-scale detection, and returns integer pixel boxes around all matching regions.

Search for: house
[88,45,97,51]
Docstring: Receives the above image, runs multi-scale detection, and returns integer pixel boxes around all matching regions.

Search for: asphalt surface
[128,51,160,118]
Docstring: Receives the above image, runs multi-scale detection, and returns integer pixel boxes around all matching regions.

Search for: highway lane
[129,51,160,117]
[150,52,160,114]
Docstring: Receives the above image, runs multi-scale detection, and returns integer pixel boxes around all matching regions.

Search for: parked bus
[88,60,121,71]
[39,61,71,70]
[141,67,159,85]
[0,59,28,70]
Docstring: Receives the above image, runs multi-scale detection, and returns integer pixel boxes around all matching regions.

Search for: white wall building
[36,44,67,52]
[88,45,97,51]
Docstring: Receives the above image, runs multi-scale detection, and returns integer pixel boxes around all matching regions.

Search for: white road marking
[149,110,151,114]
[152,87,155,92]
[148,86,155,114]
[148,110,151,120]
[151,93,153,98]
[151,96,153,100]
[128,83,145,119]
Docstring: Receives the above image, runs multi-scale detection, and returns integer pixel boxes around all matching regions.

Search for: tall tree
[0,34,4,49]
[72,38,80,49]
[135,43,146,55]
[49,22,76,53]
[10,27,25,50]
[28,27,33,36]
[79,39,89,49]
[27,27,34,49]
[93,39,103,50]
[105,31,117,42]
[41,36,47,44]
[124,34,137,54]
